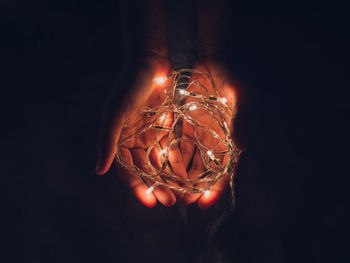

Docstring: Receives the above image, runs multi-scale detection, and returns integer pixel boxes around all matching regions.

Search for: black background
[2,0,349,262]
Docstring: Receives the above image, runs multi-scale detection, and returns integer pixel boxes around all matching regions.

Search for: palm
[98,57,189,207]
[181,60,239,209]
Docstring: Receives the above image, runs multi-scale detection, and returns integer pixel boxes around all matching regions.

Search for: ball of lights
[115,69,241,199]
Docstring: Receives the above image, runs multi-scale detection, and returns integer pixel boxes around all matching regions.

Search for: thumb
[96,112,125,175]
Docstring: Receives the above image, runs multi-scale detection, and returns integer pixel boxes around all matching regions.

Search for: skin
[96,55,190,207]
[96,0,188,207]
[180,57,246,209]
[179,0,247,209]
[96,0,246,208]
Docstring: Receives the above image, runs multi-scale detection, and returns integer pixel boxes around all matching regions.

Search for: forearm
[120,0,168,62]
[195,0,230,58]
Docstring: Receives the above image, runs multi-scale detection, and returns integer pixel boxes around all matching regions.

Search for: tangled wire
[115,69,241,199]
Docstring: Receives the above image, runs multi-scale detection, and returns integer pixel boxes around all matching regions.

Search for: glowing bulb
[207,150,217,163]
[159,114,166,121]
[155,76,166,84]
[189,105,197,111]
[220,97,227,104]
[204,190,210,198]
[179,89,189,95]
[146,187,153,195]
[159,148,167,156]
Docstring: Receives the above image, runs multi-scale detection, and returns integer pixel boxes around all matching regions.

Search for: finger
[160,136,188,180]
[198,152,231,209]
[150,147,184,200]
[149,146,184,200]
[96,113,125,175]
[188,148,206,179]
[118,147,157,208]
[198,174,228,209]
[131,148,176,207]
[149,145,163,169]
[181,149,205,205]
[120,111,173,149]
[159,136,188,200]
[180,138,195,170]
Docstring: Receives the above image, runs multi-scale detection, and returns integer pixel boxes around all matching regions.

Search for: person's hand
[180,57,247,209]
[96,55,187,207]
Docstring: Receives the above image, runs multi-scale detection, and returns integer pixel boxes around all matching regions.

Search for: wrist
[197,41,229,62]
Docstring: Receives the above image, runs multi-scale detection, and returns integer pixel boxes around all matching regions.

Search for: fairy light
[189,105,197,111]
[155,76,166,84]
[159,147,167,157]
[207,150,220,165]
[146,187,153,196]
[115,69,241,199]
[179,89,227,104]
[179,89,189,95]
[159,114,167,122]
[207,150,215,161]
[204,190,211,198]
[219,97,227,104]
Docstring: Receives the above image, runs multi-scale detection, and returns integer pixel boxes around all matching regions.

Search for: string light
[159,147,167,157]
[207,150,220,166]
[207,150,215,160]
[146,187,153,196]
[115,69,241,200]
[179,89,188,95]
[159,114,167,122]
[155,76,166,84]
[219,97,227,104]
[189,105,197,111]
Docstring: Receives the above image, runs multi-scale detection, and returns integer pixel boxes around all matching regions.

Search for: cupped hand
[96,55,187,207]
[180,57,247,209]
